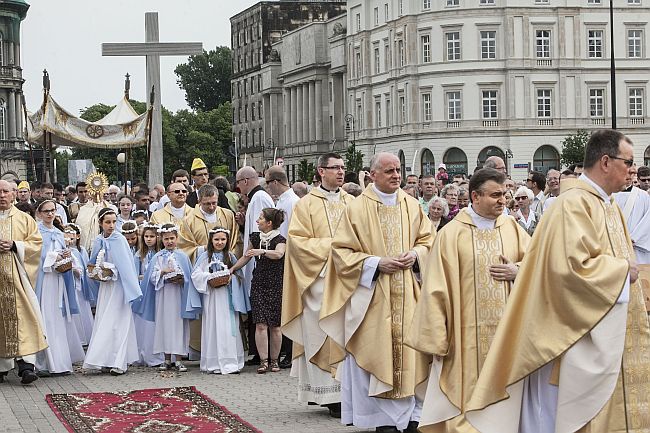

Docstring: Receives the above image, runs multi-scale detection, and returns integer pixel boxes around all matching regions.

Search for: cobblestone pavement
[0,362,369,433]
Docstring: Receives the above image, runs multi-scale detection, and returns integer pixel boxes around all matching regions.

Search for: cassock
[150,203,194,227]
[76,200,117,253]
[320,185,434,430]
[614,186,650,264]
[242,186,274,296]
[406,207,530,432]
[179,205,240,354]
[0,206,47,372]
[282,187,354,405]
[465,176,650,433]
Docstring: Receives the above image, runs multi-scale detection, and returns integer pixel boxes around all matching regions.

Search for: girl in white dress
[135,224,201,372]
[133,223,165,367]
[34,200,85,375]
[64,224,95,346]
[191,227,249,374]
[83,208,141,376]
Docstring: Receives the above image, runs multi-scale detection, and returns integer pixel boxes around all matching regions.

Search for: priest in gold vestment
[150,182,194,227]
[180,184,240,355]
[282,153,353,414]
[0,180,47,384]
[406,168,530,433]
[320,153,434,433]
[465,129,650,433]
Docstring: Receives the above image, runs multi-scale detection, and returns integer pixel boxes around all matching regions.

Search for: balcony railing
[591,117,606,125]
[482,120,499,127]
[538,118,553,126]
[0,66,22,80]
[630,117,645,125]
[447,121,461,128]
[536,59,552,66]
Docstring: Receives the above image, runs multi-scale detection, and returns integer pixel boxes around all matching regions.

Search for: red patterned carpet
[46,386,261,433]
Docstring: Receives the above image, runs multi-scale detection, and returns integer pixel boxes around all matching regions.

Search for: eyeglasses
[515,196,527,201]
[321,165,346,171]
[236,177,251,184]
[40,209,56,214]
[546,177,560,182]
[526,178,533,182]
[607,155,634,167]
[639,177,650,182]
[171,189,188,194]
[194,172,209,177]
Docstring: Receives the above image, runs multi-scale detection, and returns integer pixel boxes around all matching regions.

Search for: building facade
[345,0,650,179]
[230,1,346,172]
[0,0,30,182]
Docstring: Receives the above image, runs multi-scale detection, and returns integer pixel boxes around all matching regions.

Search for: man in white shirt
[526,170,546,216]
[265,166,299,238]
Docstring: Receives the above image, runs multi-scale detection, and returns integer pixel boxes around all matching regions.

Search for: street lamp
[265,138,275,169]
[609,0,617,129]
[117,152,127,194]
[345,113,356,147]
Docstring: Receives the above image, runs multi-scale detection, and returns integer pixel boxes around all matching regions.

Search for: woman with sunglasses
[513,186,537,236]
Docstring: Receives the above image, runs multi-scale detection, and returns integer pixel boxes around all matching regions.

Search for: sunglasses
[40,209,57,214]
[171,189,188,194]
[515,196,527,201]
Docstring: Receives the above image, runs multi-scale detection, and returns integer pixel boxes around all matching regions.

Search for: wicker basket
[87,264,114,281]
[208,273,231,288]
[54,259,72,273]
[165,273,185,285]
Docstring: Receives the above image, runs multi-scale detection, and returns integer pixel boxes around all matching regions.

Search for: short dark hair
[468,168,506,199]
[31,181,42,190]
[213,176,230,192]
[76,182,87,190]
[134,189,149,200]
[41,182,54,190]
[172,169,190,182]
[317,153,342,168]
[53,183,64,192]
[568,163,584,172]
[584,129,631,169]
[261,207,285,230]
[198,184,218,200]
[638,165,650,177]
[528,171,546,191]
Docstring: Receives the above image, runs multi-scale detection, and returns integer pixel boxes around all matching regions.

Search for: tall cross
[102,12,203,186]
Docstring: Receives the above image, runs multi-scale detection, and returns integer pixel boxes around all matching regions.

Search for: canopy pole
[21,93,36,181]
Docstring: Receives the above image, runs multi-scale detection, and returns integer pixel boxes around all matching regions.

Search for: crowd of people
[0,128,649,433]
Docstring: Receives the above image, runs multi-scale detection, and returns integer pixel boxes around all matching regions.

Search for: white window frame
[628,0,641,5]
[447,0,459,7]
[422,93,432,121]
[536,89,552,118]
[384,3,389,22]
[399,94,407,124]
[536,30,551,58]
[628,29,643,58]
[398,39,406,66]
[446,31,461,61]
[374,46,381,74]
[629,87,644,117]
[588,29,604,58]
[374,7,379,26]
[356,51,362,77]
[481,90,498,119]
[446,91,462,120]
[356,14,361,32]
[386,96,392,126]
[423,0,432,9]
[480,30,496,59]
[589,88,605,117]
[480,0,495,5]
[375,99,382,127]
[588,0,602,4]
[421,34,431,63]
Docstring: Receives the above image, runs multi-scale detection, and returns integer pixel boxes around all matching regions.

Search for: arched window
[477,146,505,168]
[443,147,468,177]
[398,150,406,177]
[645,145,650,166]
[533,145,560,173]
[420,148,435,176]
[0,99,6,140]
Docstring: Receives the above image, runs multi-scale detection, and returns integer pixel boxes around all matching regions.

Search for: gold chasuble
[281,188,353,372]
[320,186,434,399]
[0,206,47,358]
[179,205,240,352]
[180,206,241,263]
[466,179,650,433]
[405,209,530,433]
[150,204,193,226]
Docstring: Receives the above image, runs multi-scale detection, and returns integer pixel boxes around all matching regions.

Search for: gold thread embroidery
[0,215,19,356]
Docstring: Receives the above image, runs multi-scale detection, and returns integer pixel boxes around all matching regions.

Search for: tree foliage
[344,143,365,174]
[175,46,233,111]
[297,159,315,182]
[560,130,590,167]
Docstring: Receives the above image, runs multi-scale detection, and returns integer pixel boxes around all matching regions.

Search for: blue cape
[195,250,250,314]
[35,223,79,317]
[88,231,142,304]
[71,248,96,307]
[133,249,202,322]
[134,249,156,276]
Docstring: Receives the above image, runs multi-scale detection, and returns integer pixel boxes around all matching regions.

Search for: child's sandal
[257,359,269,374]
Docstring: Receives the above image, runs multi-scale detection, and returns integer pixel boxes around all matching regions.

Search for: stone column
[309,81,316,141]
[283,88,290,145]
[315,80,323,141]
[296,85,303,143]
[7,90,16,139]
[302,83,309,142]
[291,86,298,144]
[15,91,22,139]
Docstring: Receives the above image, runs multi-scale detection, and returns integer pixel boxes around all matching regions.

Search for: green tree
[297,159,315,182]
[344,143,364,174]
[175,46,233,111]
[560,130,590,167]
[54,150,72,185]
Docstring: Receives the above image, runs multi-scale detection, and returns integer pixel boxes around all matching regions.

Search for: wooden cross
[102,12,202,186]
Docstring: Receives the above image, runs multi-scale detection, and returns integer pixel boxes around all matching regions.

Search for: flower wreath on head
[131,210,148,217]
[157,225,179,234]
[141,222,160,231]
[120,221,139,234]
[208,227,230,235]
[64,223,81,235]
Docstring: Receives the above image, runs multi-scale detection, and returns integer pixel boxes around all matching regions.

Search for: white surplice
[191,257,244,374]
[242,188,274,296]
[614,186,650,264]
[36,249,85,373]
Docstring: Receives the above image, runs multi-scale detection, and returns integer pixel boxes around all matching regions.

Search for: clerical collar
[467,204,497,230]
[248,185,264,200]
[372,184,398,206]
[170,203,185,211]
[579,174,610,202]
[319,185,340,193]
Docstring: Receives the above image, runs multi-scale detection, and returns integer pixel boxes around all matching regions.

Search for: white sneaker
[159,362,171,371]
[109,368,125,376]
[174,361,187,372]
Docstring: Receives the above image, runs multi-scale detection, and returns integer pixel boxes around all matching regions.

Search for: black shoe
[403,421,419,432]
[20,370,38,385]
[376,427,400,433]
[245,356,261,366]
[0,372,6,383]
[278,358,292,369]
[325,402,341,419]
